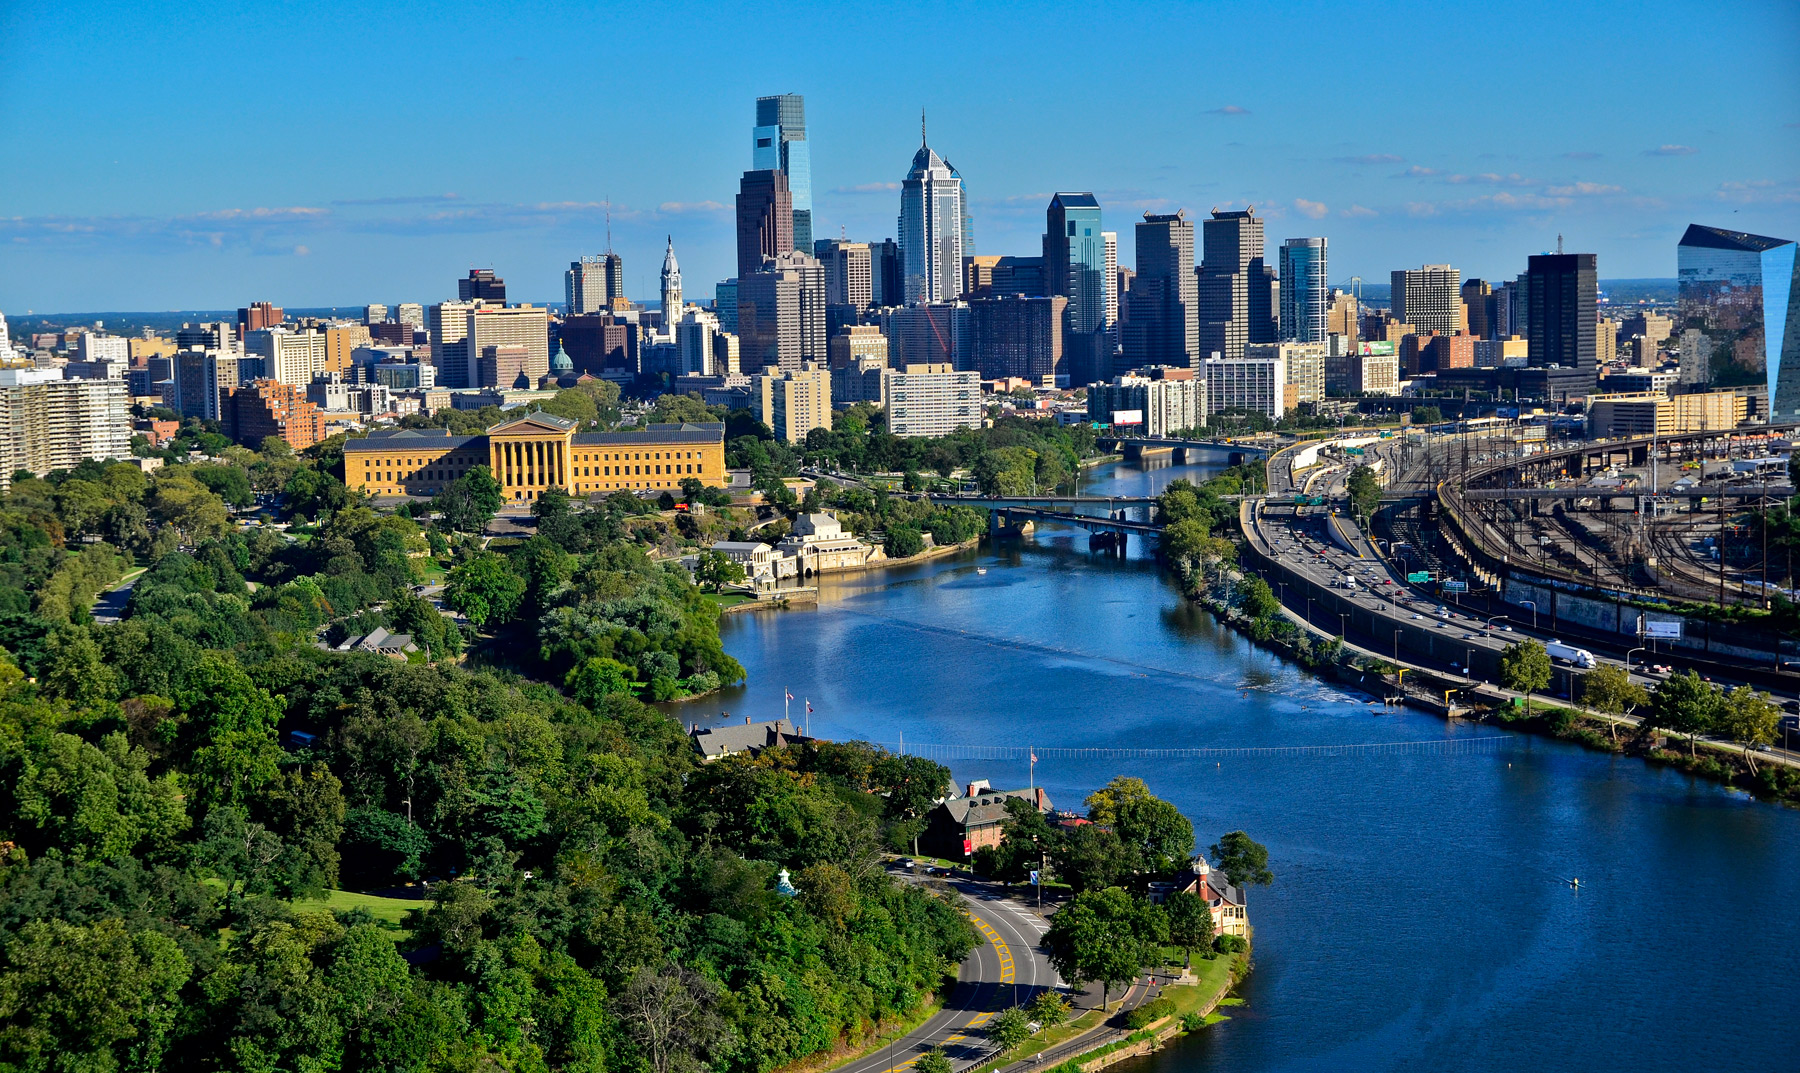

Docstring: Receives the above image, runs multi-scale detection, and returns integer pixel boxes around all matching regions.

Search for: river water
[669,458,1799,1073]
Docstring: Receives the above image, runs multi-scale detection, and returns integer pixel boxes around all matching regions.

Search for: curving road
[835,877,1064,1073]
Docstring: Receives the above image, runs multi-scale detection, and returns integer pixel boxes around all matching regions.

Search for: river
[669,458,1800,1072]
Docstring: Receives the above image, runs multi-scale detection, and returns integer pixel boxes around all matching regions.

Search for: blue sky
[3,0,1797,312]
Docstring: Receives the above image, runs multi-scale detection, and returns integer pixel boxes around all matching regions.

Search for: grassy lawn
[970,1005,1109,1073]
[703,590,756,610]
[293,889,425,932]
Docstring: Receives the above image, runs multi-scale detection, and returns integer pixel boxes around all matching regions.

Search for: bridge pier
[1089,531,1128,556]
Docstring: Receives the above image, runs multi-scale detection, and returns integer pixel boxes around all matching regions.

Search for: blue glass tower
[754,94,812,253]
[1278,237,1328,342]
[1677,224,1800,420]
[1044,193,1107,334]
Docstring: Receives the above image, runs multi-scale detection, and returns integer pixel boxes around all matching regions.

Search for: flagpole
[784,688,790,727]
[1029,745,1035,791]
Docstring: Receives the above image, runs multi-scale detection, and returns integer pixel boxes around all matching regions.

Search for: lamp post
[1485,614,1507,637]
[1521,600,1538,630]
[1627,646,1645,671]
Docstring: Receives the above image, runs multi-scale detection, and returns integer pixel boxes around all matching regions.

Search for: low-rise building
[1087,371,1205,436]
[689,717,814,761]
[1144,857,1248,938]
[710,540,796,586]
[776,512,880,575]
[883,363,982,437]
[919,783,1053,860]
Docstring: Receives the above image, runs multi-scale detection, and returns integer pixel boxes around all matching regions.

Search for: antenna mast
[606,194,613,254]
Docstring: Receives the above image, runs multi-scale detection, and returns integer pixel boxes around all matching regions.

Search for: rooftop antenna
[921,107,927,146]
[1557,233,1564,255]
[605,194,614,254]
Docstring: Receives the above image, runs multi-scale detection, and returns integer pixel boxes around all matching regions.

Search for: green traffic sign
[1406,571,1431,583]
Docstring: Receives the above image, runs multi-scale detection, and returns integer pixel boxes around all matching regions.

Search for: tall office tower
[364,304,388,325]
[1103,231,1120,339]
[970,293,1067,382]
[566,256,610,315]
[1043,193,1108,336]
[660,237,683,329]
[898,127,967,304]
[1326,290,1360,341]
[601,253,627,308]
[177,321,236,353]
[1122,212,1198,369]
[1677,224,1800,414]
[458,269,507,303]
[237,301,283,337]
[1525,253,1598,388]
[1278,237,1329,342]
[736,169,794,281]
[1460,278,1493,339]
[738,251,826,373]
[174,349,238,421]
[428,300,476,389]
[1198,208,1268,360]
[323,323,371,376]
[245,328,328,386]
[675,309,727,376]
[754,94,813,252]
[0,369,132,491]
[467,305,550,388]
[1391,265,1462,335]
[870,239,902,307]
[715,280,739,334]
[396,303,425,330]
[816,239,874,309]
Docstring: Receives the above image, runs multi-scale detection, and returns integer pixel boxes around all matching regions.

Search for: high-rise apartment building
[675,310,731,376]
[1204,352,1286,420]
[1460,279,1493,339]
[738,252,826,373]
[458,269,507,303]
[365,304,388,325]
[246,328,329,386]
[870,239,902,308]
[1043,193,1108,335]
[174,348,239,421]
[1199,208,1270,361]
[1249,342,1327,406]
[1086,373,1205,437]
[428,300,476,389]
[467,305,550,389]
[660,237,683,330]
[816,239,874,310]
[754,94,813,252]
[898,131,967,305]
[970,294,1066,383]
[324,323,371,376]
[1391,265,1462,336]
[223,378,326,450]
[1326,290,1360,341]
[883,364,982,438]
[882,303,970,369]
[396,304,425,330]
[237,301,283,337]
[736,170,794,282]
[829,325,888,368]
[1103,231,1120,336]
[1524,253,1598,389]
[0,368,132,490]
[756,362,832,443]
[1125,212,1198,369]
[1278,238,1329,343]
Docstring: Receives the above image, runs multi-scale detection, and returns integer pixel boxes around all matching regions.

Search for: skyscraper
[816,239,874,310]
[660,236,683,329]
[1391,265,1462,335]
[1678,224,1799,416]
[1198,208,1272,360]
[1125,212,1198,369]
[1278,237,1329,343]
[1525,252,1598,388]
[735,169,794,281]
[738,251,826,373]
[566,256,610,315]
[1103,231,1119,340]
[1043,193,1108,335]
[898,123,967,305]
[1460,278,1493,339]
[458,270,506,303]
[871,239,902,307]
[754,94,813,252]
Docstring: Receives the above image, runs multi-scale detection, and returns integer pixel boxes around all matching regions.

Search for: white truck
[1544,640,1597,669]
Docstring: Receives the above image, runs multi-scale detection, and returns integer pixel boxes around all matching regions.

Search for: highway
[1243,497,1800,768]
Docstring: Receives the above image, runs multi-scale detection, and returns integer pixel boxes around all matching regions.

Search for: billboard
[1644,620,1683,640]
[1358,341,1396,356]
[1110,409,1144,426]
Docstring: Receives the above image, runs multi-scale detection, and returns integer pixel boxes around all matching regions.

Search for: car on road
[899,859,917,871]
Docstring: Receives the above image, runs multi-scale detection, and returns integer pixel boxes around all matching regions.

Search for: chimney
[745,715,751,724]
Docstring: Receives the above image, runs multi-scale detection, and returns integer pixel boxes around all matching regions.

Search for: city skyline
[2,0,1797,311]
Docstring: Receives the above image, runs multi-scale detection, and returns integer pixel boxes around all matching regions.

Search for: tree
[1042,886,1164,1010]
[1498,640,1552,713]
[565,657,638,705]
[973,447,1039,496]
[680,477,705,505]
[988,1006,1032,1051]
[612,964,732,1073]
[1085,776,1193,873]
[1647,670,1721,759]
[1580,663,1648,743]
[0,919,192,1073]
[1161,518,1215,565]
[1237,576,1282,622]
[1345,464,1381,520]
[445,551,526,628]
[1716,685,1779,774]
[885,525,925,559]
[1209,831,1273,888]
[914,1050,952,1073]
[694,550,746,592]
[1027,990,1069,1029]
[1410,405,1443,425]
[1164,889,1213,968]
[434,466,503,533]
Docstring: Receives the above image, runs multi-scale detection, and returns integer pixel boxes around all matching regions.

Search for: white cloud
[1544,182,1624,197]
[1208,105,1250,115]
[1644,144,1698,156]
[655,201,728,215]
[1294,198,1329,219]
[1339,204,1377,218]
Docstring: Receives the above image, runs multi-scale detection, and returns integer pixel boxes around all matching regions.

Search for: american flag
[785,691,794,700]
[806,702,814,713]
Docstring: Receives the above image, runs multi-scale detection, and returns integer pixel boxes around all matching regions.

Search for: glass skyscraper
[1278,237,1328,342]
[898,132,966,305]
[1044,193,1107,334]
[1677,224,1799,418]
[754,94,813,253]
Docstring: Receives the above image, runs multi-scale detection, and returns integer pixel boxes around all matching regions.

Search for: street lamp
[1627,646,1645,671]
[1485,614,1507,637]
[1521,600,1538,630]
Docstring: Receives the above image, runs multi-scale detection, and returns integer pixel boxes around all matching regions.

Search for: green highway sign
[1406,571,1432,583]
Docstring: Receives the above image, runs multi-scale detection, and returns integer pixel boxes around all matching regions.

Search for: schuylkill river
[669,459,1800,1073]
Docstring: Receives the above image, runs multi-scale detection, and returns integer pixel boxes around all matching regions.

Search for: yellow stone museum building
[343,413,726,501]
